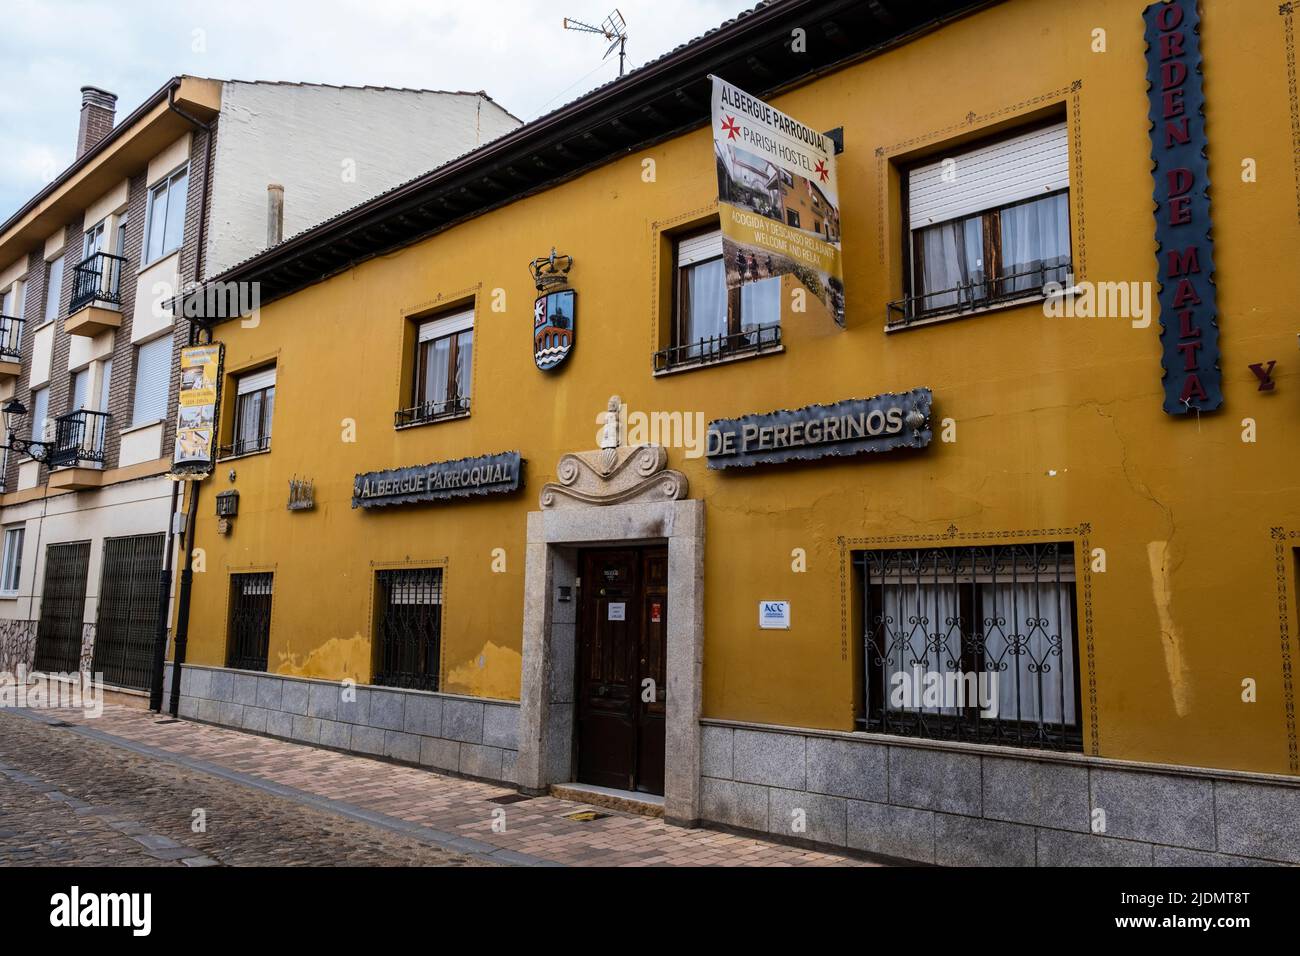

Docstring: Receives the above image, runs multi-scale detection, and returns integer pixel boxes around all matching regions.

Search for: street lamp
[1,397,54,463]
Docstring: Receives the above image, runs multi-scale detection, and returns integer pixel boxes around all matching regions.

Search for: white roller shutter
[418,308,474,343]
[131,335,172,425]
[908,122,1069,229]
[676,229,723,267]
[236,366,277,395]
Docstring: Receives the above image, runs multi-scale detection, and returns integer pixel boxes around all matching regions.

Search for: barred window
[855,542,1081,752]
[227,572,273,672]
[373,568,442,692]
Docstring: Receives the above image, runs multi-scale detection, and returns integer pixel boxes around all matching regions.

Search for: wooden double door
[575,546,667,795]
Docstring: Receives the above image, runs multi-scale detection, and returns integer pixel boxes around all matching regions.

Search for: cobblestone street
[0,707,483,867]
[0,703,871,867]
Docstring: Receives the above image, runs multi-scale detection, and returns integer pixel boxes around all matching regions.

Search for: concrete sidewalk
[16,704,876,867]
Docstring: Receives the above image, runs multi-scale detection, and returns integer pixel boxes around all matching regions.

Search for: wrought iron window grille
[372,567,443,692]
[226,572,273,672]
[855,542,1082,752]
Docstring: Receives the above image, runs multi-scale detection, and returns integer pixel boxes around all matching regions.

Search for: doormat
[487,793,533,805]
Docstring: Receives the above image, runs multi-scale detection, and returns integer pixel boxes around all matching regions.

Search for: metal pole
[148,477,181,711]
[168,478,200,717]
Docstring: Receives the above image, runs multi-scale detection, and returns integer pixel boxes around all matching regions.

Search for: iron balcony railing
[394,394,470,428]
[886,260,1072,328]
[49,409,109,467]
[0,313,23,362]
[652,322,781,373]
[69,251,126,314]
[217,435,272,459]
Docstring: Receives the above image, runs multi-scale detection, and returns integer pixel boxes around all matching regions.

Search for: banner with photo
[170,343,223,477]
[710,76,844,327]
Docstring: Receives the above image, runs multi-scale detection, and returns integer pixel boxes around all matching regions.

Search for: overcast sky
[0,0,755,220]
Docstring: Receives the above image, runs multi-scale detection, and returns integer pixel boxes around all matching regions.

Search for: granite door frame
[515,498,704,825]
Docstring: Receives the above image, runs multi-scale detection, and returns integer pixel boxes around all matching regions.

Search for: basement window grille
[373,567,442,692]
[854,542,1082,752]
[226,572,273,672]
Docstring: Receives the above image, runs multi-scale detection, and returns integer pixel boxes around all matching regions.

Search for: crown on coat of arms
[529,247,574,292]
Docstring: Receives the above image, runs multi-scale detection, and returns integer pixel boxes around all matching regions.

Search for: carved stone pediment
[539,395,689,509]
[540,444,688,509]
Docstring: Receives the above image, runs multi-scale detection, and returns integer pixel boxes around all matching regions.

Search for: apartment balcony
[47,409,109,489]
[66,251,126,336]
[0,314,22,378]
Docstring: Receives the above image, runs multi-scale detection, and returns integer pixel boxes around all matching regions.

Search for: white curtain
[419,336,453,410]
[739,276,780,338]
[685,259,727,357]
[453,330,473,406]
[918,215,984,310]
[980,582,1076,726]
[880,583,964,715]
[1000,192,1070,293]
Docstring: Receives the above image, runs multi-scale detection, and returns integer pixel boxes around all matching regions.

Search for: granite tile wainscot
[699,718,1300,867]
[168,663,519,785]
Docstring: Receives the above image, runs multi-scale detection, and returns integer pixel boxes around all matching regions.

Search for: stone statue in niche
[539,395,688,509]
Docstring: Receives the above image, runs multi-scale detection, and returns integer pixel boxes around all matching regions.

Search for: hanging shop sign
[170,342,223,477]
[1144,0,1221,415]
[710,75,845,327]
[706,388,932,470]
[352,451,522,509]
[530,248,576,371]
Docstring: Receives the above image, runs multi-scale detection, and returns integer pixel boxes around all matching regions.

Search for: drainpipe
[149,82,216,712]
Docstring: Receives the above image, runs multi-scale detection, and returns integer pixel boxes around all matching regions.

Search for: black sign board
[706,388,932,470]
[352,451,522,509]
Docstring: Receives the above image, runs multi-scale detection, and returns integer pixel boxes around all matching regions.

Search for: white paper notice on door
[607,602,626,621]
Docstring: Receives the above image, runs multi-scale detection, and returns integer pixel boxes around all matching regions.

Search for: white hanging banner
[710,76,845,327]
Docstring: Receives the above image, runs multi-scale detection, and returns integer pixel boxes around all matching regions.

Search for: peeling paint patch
[275,633,369,683]
[1147,540,1191,717]
[444,642,521,700]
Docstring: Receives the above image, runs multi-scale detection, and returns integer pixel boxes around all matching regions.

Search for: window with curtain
[904,122,1071,320]
[856,542,1081,752]
[43,256,64,323]
[144,166,189,264]
[1,526,25,593]
[131,335,171,426]
[231,366,276,455]
[671,228,780,367]
[403,308,473,425]
[30,387,50,441]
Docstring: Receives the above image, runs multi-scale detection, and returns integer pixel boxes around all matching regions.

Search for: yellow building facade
[169,0,1300,865]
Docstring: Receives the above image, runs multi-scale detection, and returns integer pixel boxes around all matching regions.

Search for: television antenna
[563,9,629,77]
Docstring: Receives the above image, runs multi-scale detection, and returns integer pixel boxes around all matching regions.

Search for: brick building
[0,76,518,690]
